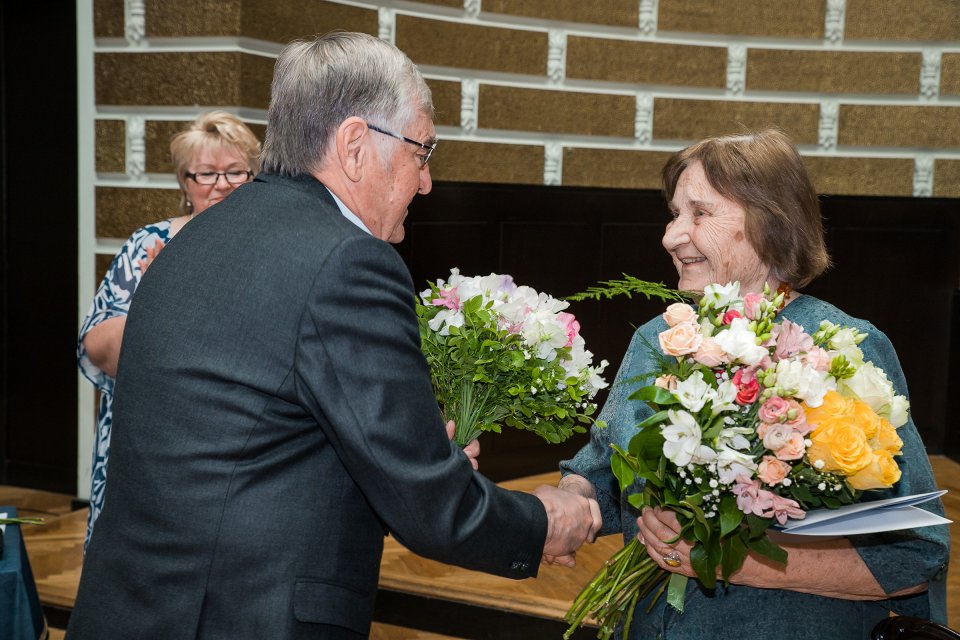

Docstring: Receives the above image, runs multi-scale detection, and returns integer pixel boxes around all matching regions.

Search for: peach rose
[663,303,697,327]
[658,322,703,357]
[757,456,791,485]
[694,337,728,367]
[762,423,793,451]
[873,418,903,454]
[847,450,902,490]
[775,433,806,461]
[805,419,873,475]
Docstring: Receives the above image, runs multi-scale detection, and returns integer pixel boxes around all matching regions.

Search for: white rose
[829,328,865,365]
[838,362,903,424]
[889,394,910,428]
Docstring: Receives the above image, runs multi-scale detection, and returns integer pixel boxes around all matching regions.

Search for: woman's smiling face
[661,160,773,294]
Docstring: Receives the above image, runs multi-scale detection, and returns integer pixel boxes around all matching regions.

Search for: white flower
[838,362,908,427]
[712,317,767,366]
[715,446,757,484]
[427,309,465,336]
[711,380,739,416]
[829,327,865,365]
[661,410,716,467]
[773,359,831,407]
[717,426,753,451]
[702,282,741,309]
[674,370,711,413]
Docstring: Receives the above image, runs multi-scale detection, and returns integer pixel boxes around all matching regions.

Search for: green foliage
[564,275,691,304]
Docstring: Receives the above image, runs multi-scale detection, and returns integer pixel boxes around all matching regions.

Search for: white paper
[775,490,951,536]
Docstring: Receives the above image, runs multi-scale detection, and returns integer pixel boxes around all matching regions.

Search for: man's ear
[335,117,369,183]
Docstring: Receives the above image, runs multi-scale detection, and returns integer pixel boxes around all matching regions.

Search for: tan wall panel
[839,105,960,148]
[96,187,182,239]
[479,86,634,137]
[96,120,125,173]
[942,54,960,98]
[96,52,273,109]
[803,156,914,197]
[429,140,544,184]
[94,0,124,38]
[933,160,960,198]
[563,148,674,190]
[146,0,242,37]
[95,254,115,286]
[241,0,378,44]
[482,0,638,28]
[845,0,960,41]
[428,80,461,127]
[567,37,725,88]
[396,16,547,76]
[653,98,820,144]
[747,50,920,94]
[658,0,825,38]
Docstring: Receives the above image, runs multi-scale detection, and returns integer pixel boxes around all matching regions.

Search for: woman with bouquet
[558,129,949,639]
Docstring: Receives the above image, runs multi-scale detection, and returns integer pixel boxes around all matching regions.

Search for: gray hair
[260,32,433,176]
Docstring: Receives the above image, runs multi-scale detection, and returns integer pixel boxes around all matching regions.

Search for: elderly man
[66,32,601,639]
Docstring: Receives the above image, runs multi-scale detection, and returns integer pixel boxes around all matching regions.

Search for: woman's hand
[445,420,479,470]
[136,238,165,273]
[636,507,697,578]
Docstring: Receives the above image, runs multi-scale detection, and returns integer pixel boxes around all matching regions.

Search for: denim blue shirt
[561,294,950,639]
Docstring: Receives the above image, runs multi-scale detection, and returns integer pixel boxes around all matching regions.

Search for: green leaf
[746,534,787,565]
[720,534,749,580]
[629,385,678,407]
[718,495,743,537]
[610,448,637,492]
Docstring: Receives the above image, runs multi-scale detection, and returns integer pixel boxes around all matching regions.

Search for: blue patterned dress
[77,219,176,548]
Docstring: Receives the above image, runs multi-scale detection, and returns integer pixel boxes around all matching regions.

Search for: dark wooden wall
[396,182,960,481]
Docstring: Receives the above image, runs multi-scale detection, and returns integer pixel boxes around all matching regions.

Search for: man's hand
[533,485,602,567]
[445,420,479,470]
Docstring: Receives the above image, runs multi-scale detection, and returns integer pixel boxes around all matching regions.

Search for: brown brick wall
[479,86,635,137]
[95,187,182,239]
[653,98,820,145]
[747,50,920,94]
[96,120,125,173]
[803,156,915,197]
[483,0,638,28]
[563,148,675,190]
[429,141,544,185]
[845,0,960,41]
[658,0,825,38]
[839,106,960,149]
[567,37,725,88]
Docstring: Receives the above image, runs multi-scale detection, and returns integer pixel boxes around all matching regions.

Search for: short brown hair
[171,111,261,214]
[661,128,830,289]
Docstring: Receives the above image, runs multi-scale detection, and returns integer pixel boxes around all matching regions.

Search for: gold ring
[663,550,681,568]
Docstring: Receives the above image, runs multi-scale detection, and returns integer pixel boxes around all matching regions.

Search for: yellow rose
[805,419,873,475]
[804,390,853,432]
[851,399,880,440]
[847,450,902,490]
[872,418,903,455]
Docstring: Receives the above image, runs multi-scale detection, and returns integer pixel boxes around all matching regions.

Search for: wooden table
[376,472,621,639]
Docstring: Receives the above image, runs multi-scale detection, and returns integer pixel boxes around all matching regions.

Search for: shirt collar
[325,187,372,235]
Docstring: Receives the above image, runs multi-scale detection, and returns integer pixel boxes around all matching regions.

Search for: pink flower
[654,374,679,391]
[764,494,806,525]
[762,423,793,451]
[775,433,806,461]
[663,303,697,327]
[732,368,760,405]
[784,399,812,435]
[658,322,703,357]
[694,337,728,367]
[757,456,791,486]
[759,396,790,424]
[431,288,460,310]
[773,319,814,361]
[557,312,581,348]
[802,346,832,372]
[743,292,764,320]
[722,309,743,325]
[732,475,775,517]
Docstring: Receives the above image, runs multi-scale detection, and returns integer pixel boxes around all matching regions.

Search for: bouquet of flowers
[564,282,910,639]
[416,269,610,446]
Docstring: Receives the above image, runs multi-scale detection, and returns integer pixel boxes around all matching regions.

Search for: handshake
[534,476,603,567]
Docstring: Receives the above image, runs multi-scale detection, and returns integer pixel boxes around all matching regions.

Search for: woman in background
[77,110,260,547]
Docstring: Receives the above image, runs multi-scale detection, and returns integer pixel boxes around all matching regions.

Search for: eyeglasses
[185,170,253,186]
[366,123,436,168]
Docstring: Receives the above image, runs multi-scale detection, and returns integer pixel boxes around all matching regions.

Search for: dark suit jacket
[66,173,548,639]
